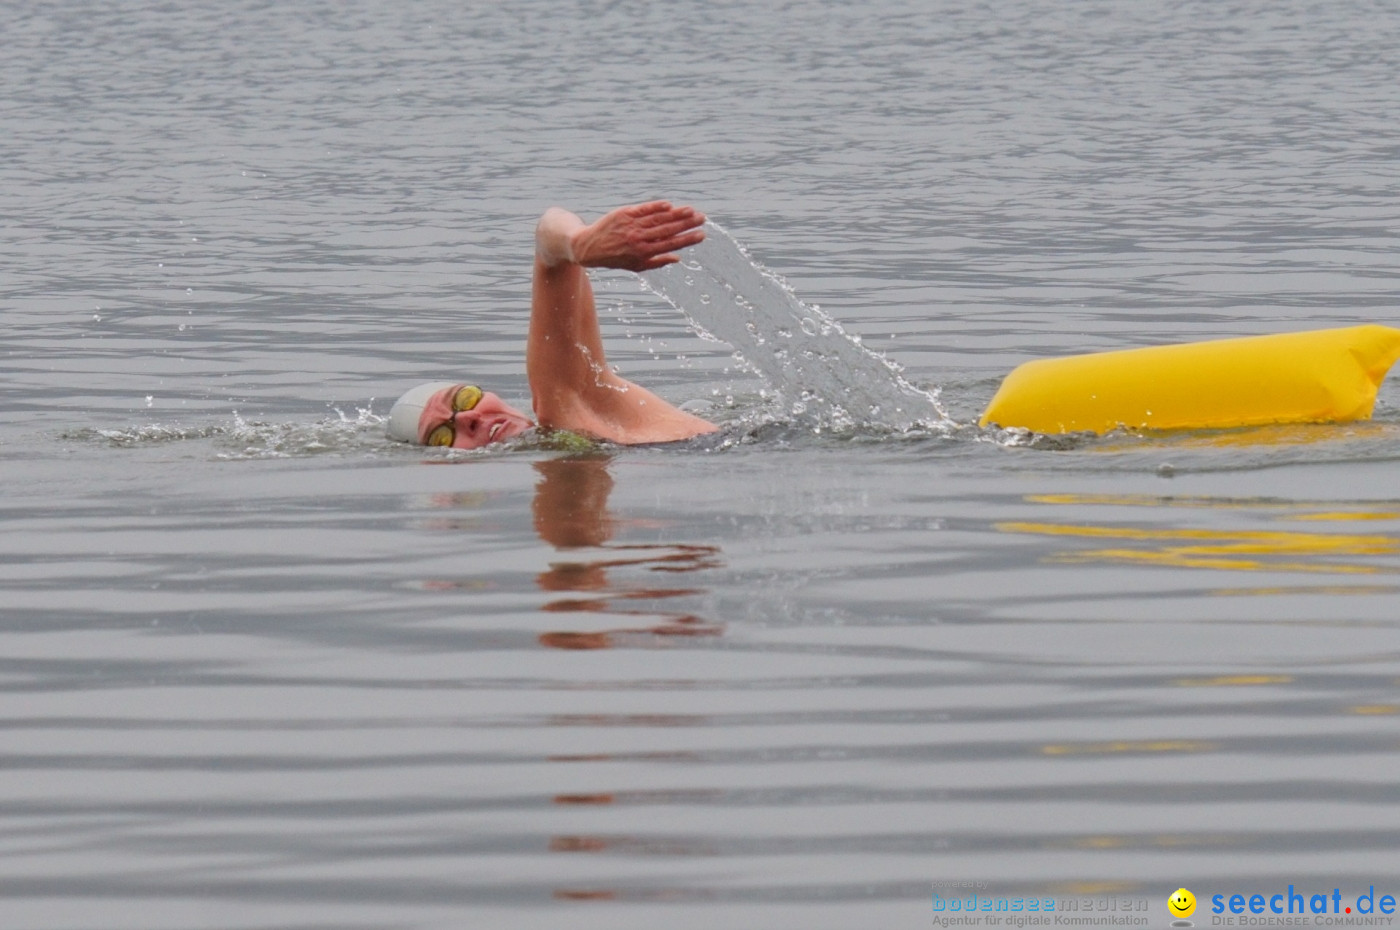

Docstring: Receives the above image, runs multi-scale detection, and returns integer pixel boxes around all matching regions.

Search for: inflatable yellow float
[980,325,1400,435]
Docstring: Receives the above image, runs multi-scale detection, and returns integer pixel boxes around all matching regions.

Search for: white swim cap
[386,381,456,444]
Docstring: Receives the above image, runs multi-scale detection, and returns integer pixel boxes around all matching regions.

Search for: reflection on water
[531,456,724,650]
[1093,421,1400,453]
[530,456,724,901]
[1001,494,1400,575]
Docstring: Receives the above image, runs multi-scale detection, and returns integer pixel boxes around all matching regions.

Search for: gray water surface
[4,2,1400,928]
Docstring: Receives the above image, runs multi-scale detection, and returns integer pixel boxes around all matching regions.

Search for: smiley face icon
[1169,888,1197,918]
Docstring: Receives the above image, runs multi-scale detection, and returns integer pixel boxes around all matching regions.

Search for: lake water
[4,1,1400,928]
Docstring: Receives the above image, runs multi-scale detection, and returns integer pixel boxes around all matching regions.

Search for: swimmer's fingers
[624,200,677,219]
[573,202,706,271]
[641,212,706,241]
[635,229,706,270]
[633,202,701,223]
[631,209,706,267]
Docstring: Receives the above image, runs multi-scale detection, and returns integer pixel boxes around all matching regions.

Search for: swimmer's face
[420,384,533,449]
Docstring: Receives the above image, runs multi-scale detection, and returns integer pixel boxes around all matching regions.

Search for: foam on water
[645,222,950,433]
[66,405,606,458]
[65,406,389,458]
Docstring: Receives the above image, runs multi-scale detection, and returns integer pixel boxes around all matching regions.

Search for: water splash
[69,405,597,458]
[69,405,390,458]
[218,406,387,458]
[644,222,948,432]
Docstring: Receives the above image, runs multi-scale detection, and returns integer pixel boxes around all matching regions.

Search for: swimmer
[387,200,719,448]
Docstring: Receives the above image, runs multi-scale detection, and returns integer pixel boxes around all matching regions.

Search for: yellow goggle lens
[426,424,455,447]
[453,385,483,412]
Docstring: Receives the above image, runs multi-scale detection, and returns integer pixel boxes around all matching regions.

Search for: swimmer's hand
[536,201,705,273]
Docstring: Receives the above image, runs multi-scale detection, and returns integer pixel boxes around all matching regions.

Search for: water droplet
[800,318,819,336]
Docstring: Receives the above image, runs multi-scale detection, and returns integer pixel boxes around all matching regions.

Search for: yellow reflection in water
[1172,675,1293,687]
[1027,493,1400,521]
[1029,493,1263,510]
[1071,836,1126,849]
[999,521,1396,574]
[1053,834,1234,851]
[1092,421,1398,452]
[1211,585,1397,596]
[1040,740,1214,756]
[1002,494,1400,575]
[1177,421,1396,448]
[1288,511,1400,522]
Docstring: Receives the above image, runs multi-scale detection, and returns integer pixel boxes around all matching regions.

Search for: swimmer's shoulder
[534,429,607,453]
[535,423,741,453]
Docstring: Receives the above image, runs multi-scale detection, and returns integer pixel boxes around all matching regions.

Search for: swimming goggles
[424,385,484,447]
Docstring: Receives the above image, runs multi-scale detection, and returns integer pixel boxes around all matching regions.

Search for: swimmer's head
[386,381,455,444]
[386,381,533,449]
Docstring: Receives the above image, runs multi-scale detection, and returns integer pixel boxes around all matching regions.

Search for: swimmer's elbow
[535,208,583,267]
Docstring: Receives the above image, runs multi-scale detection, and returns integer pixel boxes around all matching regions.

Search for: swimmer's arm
[527,203,717,444]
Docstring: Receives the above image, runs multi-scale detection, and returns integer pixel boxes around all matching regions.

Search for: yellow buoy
[980,325,1400,435]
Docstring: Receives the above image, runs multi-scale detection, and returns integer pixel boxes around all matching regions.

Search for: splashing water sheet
[645,222,949,433]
